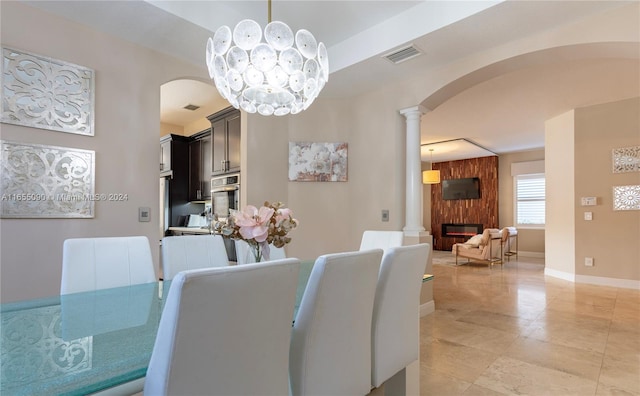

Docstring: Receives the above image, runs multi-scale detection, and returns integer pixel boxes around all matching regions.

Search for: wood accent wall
[431,156,499,251]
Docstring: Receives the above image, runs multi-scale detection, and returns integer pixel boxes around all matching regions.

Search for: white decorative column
[394,105,434,396]
[399,105,434,316]
[400,105,427,234]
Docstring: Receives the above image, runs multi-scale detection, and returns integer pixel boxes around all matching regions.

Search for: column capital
[399,105,428,118]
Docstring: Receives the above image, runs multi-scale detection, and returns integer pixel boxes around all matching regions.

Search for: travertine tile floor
[421,251,640,395]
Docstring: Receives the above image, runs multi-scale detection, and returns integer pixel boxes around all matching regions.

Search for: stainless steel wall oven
[210,173,240,220]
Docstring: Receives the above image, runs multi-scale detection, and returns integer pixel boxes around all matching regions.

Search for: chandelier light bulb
[206,18,329,116]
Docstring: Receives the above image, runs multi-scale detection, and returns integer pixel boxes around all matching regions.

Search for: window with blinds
[515,173,545,227]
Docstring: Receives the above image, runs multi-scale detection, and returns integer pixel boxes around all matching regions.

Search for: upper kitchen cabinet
[160,134,189,178]
[208,108,240,175]
[188,130,212,201]
[160,138,171,175]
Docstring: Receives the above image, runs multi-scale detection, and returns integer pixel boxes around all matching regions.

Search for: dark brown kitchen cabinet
[160,134,189,177]
[189,130,212,201]
[208,108,240,175]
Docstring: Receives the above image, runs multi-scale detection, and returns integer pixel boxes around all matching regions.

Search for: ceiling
[23,0,639,161]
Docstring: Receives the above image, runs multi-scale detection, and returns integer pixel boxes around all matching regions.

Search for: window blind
[516,173,545,226]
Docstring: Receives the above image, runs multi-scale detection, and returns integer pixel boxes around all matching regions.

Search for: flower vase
[250,243,262,263]
[248,242,270,263]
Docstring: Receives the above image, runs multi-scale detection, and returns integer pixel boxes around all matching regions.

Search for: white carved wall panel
[612,146,640,173]
[613,185,640,211]
[1,46,95,136]
[0,140,95,218]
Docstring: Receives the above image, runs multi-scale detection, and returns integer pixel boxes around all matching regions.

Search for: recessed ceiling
[421,139,496,163]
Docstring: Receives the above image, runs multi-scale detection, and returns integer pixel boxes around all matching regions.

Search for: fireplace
[441,223,483,239]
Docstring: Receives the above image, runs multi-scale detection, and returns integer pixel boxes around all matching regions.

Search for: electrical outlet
[585,257,594,267]
[381,209,389,222]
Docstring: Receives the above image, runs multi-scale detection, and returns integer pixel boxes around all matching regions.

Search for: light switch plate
[584,212,593,221]
[581,197,597,206]
[139,207,150,222]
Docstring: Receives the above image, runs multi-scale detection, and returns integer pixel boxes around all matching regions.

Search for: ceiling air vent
[383,45,422,64]
[183,104,200,111]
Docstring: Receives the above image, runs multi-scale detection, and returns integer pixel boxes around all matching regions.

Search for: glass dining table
[0,261,315,396]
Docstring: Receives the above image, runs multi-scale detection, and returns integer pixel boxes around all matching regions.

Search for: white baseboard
[575,274,640,290]
[544,268,575,282]
[420,300,435,316]
[545,268,640,290]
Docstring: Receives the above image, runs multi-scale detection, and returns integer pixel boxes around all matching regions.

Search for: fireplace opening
[441,223,483,239]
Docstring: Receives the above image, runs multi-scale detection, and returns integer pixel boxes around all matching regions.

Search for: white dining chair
[234,239,286,264]
[359,230,404,253]
[144,259,300,396]
[161,234,229,280]
[61,236,156,295]
[289,249,382,396]
[371,243,430,389]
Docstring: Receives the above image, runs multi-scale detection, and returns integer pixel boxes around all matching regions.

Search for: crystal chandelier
[206,0,329,116]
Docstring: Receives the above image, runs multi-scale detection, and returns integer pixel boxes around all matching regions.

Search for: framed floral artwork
[288,142,348,182]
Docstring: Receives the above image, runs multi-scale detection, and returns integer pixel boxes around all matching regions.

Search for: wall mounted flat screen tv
[442,177,480,200]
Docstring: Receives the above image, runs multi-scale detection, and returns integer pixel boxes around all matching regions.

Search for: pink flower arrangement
[215,201,298,261]
[234,205,274,243]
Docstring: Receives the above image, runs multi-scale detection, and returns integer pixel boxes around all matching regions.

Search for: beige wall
[160,122,184,137]
[184,118,211,136]
[545,98,640,285]
[159,116,223,139]
[545,110,577,275]
[243,97,407,261]
[498,149,546,255]
[0,2,208,302]
[160,119,212,138]
[574,97,640,281]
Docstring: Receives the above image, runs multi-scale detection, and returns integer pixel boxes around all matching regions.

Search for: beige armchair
[451,228,503,267]
[502,226,518,261]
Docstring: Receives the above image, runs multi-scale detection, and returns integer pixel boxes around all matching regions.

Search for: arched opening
[160,78,229,137]
[420,42,639,154]
[417,42,639,252]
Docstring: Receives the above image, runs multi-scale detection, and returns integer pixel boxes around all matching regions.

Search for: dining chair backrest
[359,230,404,253]
[161,234,229,280]
[290,249,383,396]
[234,239,286,264]
[371,243,430,388]
[144,259,300,396]
[61,236,156,295]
